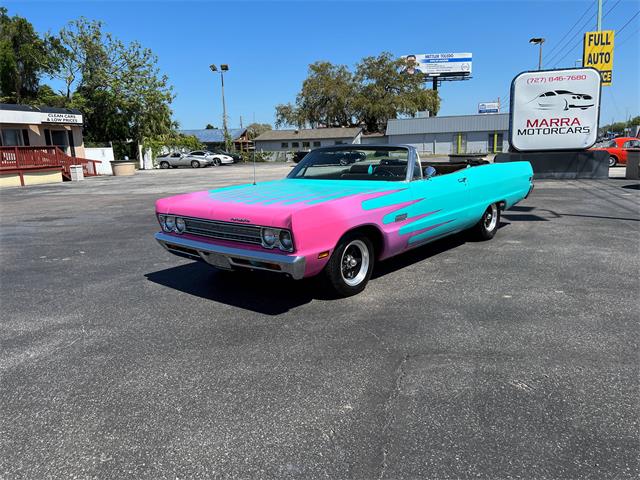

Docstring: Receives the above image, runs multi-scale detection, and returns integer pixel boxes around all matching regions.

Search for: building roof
[254,127,362,142]
[386,114,509,135]
[180,128,247,143]
[0,103,82,115]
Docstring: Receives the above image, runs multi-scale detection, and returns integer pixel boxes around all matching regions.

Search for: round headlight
[262,228,277,247]
[158,215,170,232]
[165,216,176,232]
[175,217,186,233]
[279,230,293,251]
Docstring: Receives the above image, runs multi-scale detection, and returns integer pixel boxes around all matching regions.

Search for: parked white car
[156,150,234,169]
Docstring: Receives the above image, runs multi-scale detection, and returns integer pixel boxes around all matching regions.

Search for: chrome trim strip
[155,232,306,279]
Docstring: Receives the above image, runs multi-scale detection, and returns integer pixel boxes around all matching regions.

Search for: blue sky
[6,0,640,129]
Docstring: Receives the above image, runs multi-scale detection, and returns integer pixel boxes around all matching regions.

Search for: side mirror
[423,166,437,179]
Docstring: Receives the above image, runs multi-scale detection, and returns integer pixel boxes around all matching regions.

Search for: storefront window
[1,129,24,146]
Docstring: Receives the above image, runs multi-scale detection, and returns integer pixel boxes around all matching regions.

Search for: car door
[622,140,640,163]
[404,165,471,247]
[169,152,183,166]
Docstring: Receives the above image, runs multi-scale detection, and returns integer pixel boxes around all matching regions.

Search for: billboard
[509,68,601,152]
[478,102,500,114]
[403,53,472,76]
[583,30,614,86]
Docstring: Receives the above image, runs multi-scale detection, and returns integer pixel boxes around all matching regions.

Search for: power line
[544,2,595,59]
[551,0,625,68]
[616,10,639,35]
[617,27,639,47]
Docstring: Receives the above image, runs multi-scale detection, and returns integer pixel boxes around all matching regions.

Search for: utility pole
[597,0,602,31]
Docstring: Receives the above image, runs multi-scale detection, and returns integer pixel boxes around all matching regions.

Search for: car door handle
[458,177,467,183]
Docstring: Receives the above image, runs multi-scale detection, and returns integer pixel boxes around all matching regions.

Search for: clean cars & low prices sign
[509,68,601,151]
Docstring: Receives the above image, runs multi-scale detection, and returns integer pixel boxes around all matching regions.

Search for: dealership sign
[403,53,472,76]
[478,102,500,114]
[509,68,601,151]
[583,30,614,86]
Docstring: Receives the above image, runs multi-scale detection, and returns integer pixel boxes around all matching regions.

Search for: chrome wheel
[609,156,617,167]
[340,239,369,287]
[213,158,221,166]
[484,204,498,232]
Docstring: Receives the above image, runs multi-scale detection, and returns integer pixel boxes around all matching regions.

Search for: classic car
[590,137,640,167]
[156,150,234,169]
[155,145,534,296]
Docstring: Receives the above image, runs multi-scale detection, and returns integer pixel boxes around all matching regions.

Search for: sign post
[582,30,615,86]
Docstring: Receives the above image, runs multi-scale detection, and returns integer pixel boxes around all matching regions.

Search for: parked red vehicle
[591,137,640,167]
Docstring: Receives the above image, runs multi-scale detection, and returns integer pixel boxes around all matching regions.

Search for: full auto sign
[509,68,601,152]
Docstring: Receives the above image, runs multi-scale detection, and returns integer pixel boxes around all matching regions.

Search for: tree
[274,53,440,133]
[275,61,357,129]
[43,17,174,159]
[353,52,439,132]
[0,7,52,103]
[45,18,109,100]
[246,122,272,140]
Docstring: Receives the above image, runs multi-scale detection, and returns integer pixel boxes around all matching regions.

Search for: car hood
[155,179,400,227]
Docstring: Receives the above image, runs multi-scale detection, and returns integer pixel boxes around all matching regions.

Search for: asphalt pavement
[1,163,638,479]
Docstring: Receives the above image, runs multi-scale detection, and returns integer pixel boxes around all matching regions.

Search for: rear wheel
[608,155,617,167]
[324,234,374,297]
[159,161,170,169]
[191,160,201,168]
[470,203,500,240]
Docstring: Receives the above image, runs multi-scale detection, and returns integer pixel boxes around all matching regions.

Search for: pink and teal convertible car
[155,145,533,296]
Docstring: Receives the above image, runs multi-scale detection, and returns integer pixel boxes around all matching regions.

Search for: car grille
[183,218,262,245]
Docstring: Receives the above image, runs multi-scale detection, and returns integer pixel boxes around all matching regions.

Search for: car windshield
[288,146,411,181]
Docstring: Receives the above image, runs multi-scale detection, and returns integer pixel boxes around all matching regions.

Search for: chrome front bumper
[155,232,306,279]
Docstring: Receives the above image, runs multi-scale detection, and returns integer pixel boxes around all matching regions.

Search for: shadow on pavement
[146,235,474,313]
[145,262,321,315]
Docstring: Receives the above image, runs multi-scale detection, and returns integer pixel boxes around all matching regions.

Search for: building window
[302,141,310,148]
[1,128,24,146]
[281,142,288,148]
[313,141,321,147]
[453,133,467,154]
[291,142,299,148]
[488,132,504,153]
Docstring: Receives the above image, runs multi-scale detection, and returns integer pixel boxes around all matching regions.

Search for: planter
[111,161,136,176]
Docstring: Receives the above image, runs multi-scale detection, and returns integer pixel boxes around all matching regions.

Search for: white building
[254,127,363,152]
[386,114,510,155]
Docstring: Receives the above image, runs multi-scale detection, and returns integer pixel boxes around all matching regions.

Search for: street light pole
[210,64,231,151]
[529,37,545,70]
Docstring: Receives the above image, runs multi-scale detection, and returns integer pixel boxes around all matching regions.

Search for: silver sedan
[156,151,234,169]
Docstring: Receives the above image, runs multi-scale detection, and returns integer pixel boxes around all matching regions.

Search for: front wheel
[608,156,617,167]
[159,161,170,169]
[191,160,201,168]
[324,234,374,297]
[470,203,500,240]
[212,158,221,167]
